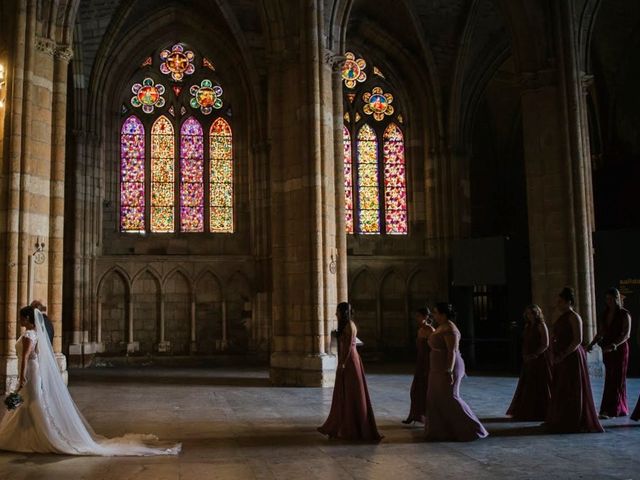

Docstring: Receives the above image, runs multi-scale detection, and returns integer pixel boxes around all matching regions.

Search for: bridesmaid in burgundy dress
[631,318,640,421]
[403,308,435,424]
[586,288,631,419]
[506,304,552,421]
[545,287,604,433]
[318,302,382,442]
[425,303,488,442]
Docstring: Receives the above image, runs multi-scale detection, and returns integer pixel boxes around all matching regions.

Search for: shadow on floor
[70,369,272,388]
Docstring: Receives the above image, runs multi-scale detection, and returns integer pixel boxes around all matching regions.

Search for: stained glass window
[120,42,234,236]
[343,126,354,234]
[357,124,380,234]
[210,118,233,233]
[151,116,175,232]
[343,51,408,236]
[120,116,145,233]
[383,123,408,234]
[180,117,204,232]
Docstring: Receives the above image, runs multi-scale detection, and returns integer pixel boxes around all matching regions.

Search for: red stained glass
[180,117,204,232]
[357,124,380,234]
[383,123,408,234]
[343,126,354,234]
[120,116,145,232]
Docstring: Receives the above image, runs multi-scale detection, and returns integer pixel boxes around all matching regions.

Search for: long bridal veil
[32,309,181,456]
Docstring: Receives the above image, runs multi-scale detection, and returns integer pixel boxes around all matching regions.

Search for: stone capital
[323,49,346,73]
[581,73,594,94]
[54,45,74,63]
[35,36,57,56]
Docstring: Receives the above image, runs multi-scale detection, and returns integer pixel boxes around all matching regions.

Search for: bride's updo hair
[20,306,36,325]
[559,287,576,306]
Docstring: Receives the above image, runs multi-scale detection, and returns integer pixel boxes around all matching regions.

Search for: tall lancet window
[118,42,234,234]
[180,117,204,232]
[210,118,234,233]
[342,52,408,235]
[151,115,175,232]
[120,116,146,233]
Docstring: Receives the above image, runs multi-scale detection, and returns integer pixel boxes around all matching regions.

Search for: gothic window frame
[342,52,408,236]
[118,42,234,235]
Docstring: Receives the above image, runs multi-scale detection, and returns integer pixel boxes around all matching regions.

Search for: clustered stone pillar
[268,0,343,386]
[0,1,74,391]
[520,1,598,370]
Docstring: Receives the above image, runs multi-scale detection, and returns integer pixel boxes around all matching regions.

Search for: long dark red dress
[598,307,630,417]
[506,320,552,421]
[318,321,382,442]
[406,335,430,423]
[545,312,604,433]
[425,326,488,441]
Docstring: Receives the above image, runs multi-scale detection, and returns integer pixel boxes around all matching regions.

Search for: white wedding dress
[0,310,181,456]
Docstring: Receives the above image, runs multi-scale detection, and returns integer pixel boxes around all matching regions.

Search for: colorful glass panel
[160,44,195,82]
[363,87,394,121]
[190,79,223,115]
[342,52,367,89]
[356,124,380,234]
[344,126,354,234]
[209,118,233,233]
[131,78,165,114]
[180,117,204,232]
[120,116,145,232]
[151,116,175,233]
[383,123,408,234]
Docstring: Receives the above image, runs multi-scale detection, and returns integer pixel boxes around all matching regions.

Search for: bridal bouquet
[4,392,23,411]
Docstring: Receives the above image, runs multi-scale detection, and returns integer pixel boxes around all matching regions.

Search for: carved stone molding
[55,45,74,63]
[580,73,594,94]
[35,36,56,56]
[323,50,346,73]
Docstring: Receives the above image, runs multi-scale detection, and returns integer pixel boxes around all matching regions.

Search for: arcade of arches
[1,0,640,391]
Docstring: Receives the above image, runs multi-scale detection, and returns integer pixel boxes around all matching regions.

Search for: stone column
[520,69,596,339]
[330,53,348,304]
[0,0,29,392]
[50,45,72,377]
[268,0,339,386]
[190,294,197,353]
[520,1,597,363]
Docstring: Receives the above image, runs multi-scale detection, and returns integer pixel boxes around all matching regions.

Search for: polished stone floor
[0,366,639,480]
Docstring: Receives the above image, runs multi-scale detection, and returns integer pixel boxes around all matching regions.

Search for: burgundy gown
[318,321,382,442]
[406,335,430,423]
[425,327,488,441]
[598,307,630,417]
[545,312,604,433]
[506,320,552,421]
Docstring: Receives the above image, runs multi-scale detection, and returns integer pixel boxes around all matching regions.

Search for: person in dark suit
[30,300,54,345]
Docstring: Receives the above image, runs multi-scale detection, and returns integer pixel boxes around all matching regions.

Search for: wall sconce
[0,63,5,109]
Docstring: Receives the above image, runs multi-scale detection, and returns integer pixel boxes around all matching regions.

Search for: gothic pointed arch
[343,51,408,235]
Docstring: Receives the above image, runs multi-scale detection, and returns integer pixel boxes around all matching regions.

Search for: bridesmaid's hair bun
[435,302,456,320]
[337,302,353,321]
[19,305,36,324]
[417,307,431,317]
[559,287,575,306]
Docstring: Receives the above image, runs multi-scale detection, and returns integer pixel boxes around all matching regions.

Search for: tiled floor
[0,366,639,479]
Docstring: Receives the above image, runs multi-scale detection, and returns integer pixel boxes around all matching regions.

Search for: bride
[0,306,181,456]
